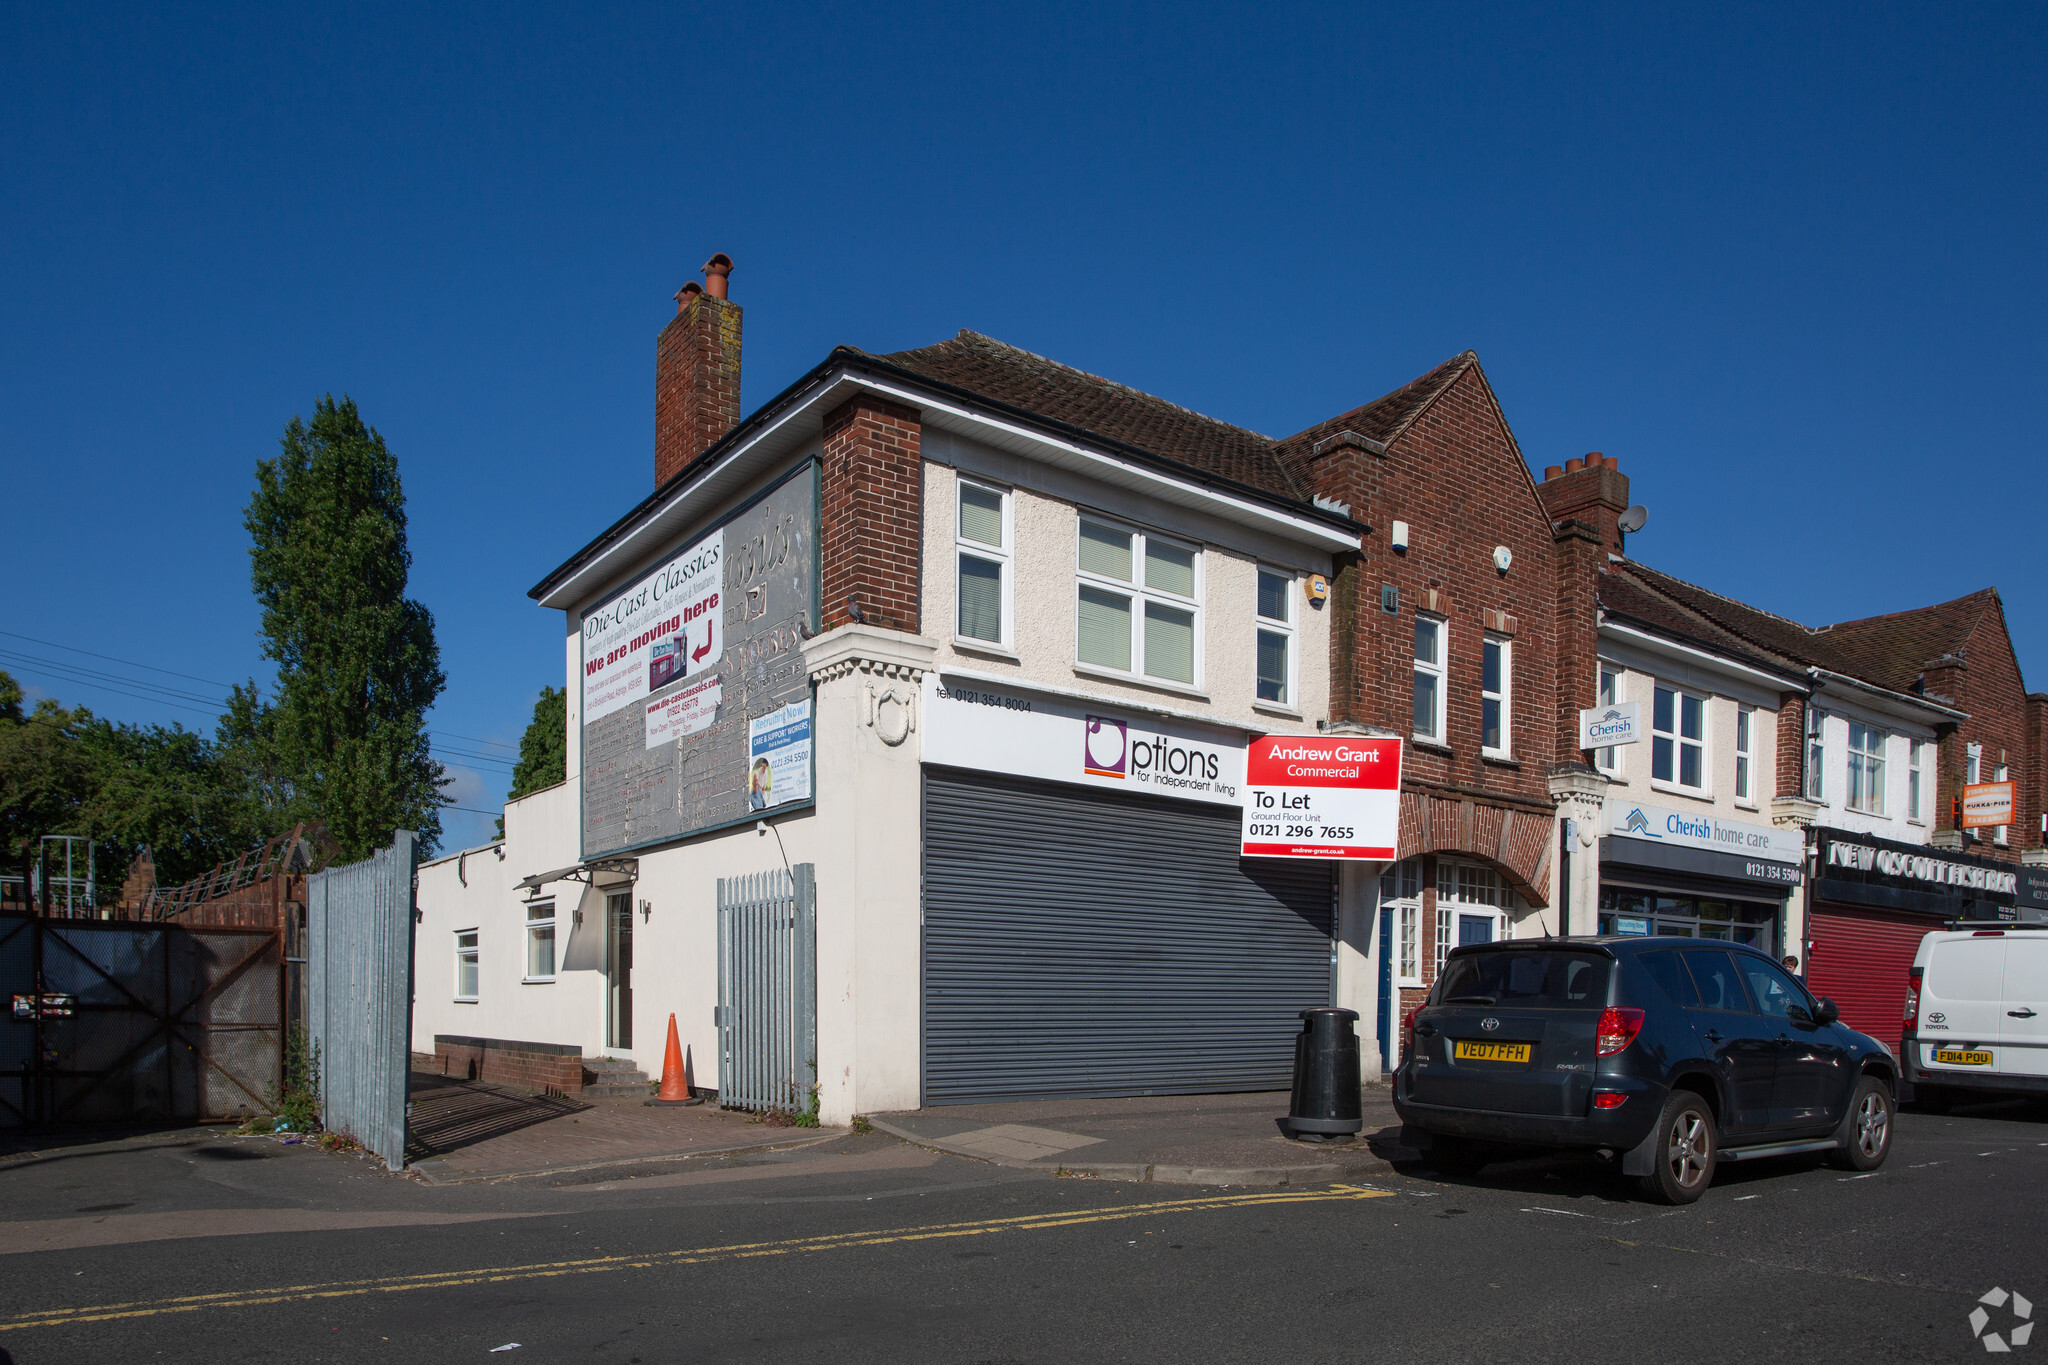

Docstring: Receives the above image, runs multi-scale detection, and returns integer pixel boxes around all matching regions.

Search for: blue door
[1458,914,1495,947]
[1377,907,1394,1074]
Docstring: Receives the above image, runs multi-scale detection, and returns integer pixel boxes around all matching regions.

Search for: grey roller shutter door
[923,767,1333,1104]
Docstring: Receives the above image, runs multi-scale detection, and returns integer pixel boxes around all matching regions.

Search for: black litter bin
[1287,1006,1363,1140]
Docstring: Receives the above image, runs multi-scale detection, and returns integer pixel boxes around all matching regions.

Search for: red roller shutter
[1806,904,1932,1053]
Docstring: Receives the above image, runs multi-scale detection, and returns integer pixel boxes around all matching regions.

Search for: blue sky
[5,4,2044,851]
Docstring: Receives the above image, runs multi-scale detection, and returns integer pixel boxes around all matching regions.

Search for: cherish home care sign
[1606,799,1803,866]
[1578,701,1641,749]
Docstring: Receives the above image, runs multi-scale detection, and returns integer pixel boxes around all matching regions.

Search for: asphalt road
[1,1099,2043,1364]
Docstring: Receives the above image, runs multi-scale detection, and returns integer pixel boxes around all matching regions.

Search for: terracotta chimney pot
[702,253,734,300]
[675,280,703,315]
[1543,465,1563,480]
[1564,457,1584,474]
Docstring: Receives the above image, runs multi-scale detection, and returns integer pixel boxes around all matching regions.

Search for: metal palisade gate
[305,831,416,1169]
[716,864,816,1114]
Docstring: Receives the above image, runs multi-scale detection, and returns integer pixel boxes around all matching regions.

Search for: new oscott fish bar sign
[1241,735,1402,860]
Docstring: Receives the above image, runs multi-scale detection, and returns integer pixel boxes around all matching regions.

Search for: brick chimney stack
[655,253,743,488]
[1537,453,1631,555]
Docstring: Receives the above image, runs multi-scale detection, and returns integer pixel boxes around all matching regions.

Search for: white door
[1919,936,2006,1077]
[1999,936,2048,1078]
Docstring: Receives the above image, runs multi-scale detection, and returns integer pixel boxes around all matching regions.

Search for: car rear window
[1435,951,1611,1009]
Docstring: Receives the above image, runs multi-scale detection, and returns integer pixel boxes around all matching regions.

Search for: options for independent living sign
[1241,735,1403,859]
[579,461,819,858]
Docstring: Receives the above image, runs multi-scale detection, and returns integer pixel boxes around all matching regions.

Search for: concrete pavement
[870,1087,1407,1185]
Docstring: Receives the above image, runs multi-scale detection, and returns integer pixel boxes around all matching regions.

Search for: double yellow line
[2,1184,1392,1332]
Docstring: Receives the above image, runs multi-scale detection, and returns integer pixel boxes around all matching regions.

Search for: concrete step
[580,1056,652,1098]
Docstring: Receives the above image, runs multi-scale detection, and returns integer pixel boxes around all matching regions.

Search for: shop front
[1805,829,2020,1051]
[918,672,1342,1104]
[1597,797,1804,960]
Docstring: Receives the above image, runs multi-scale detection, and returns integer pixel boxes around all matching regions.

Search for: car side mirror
[1786,1003,1813,1025]
[1813,998,1839,1026]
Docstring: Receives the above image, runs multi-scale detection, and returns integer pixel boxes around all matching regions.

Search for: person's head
[1782,954,1800,972]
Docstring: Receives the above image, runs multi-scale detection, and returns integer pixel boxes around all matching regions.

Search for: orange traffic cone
[645,1013,702,1106]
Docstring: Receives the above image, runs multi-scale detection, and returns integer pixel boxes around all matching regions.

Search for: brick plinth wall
[432,1035,583,1100]
[1776,692,1808,798]
[820,396,923,633]
[655,294,743,488]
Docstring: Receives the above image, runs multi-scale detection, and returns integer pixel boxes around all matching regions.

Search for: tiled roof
[1275,352,1479,463]
[1818,590,1998,694]
[853,331,1302,500]
[1598,568,1805,680]
[1613,563,1997,698]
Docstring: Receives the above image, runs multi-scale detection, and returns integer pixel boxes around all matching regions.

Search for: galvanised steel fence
[305,831,415,1170]
[716,864,816,1115]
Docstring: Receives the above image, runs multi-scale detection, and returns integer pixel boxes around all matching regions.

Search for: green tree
[496,685,566,837]
[243,395,446,859]
[0,673,95,891]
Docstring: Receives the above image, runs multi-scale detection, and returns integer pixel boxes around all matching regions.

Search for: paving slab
[870,1088,1407,1186]
[406,1070,845,1183]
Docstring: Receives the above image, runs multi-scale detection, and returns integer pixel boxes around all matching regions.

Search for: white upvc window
[1804,707,1826,802]
[1380,860,1423,987]
[1481,636,1511,757]
[1652,684,1708,792]
[455,930,479,1002]
[1734,706,1755,804]
[525,900,557,981]
[1847,722,1887,815]
[1595,664,1621,772]
[1435,861,1506,979]
[955,479,1012,648]
[1996,764,2011,845]
[1255,568,1294,707]
[1908,741,1924,823]
[1967,742,1982,785]
[1412,615,1446,742]
[1075,517,1202,687]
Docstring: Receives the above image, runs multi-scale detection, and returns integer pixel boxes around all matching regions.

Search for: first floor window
[1735,706,1754,803]
[1997,765,2011,845]
[1805,707,1826,802]
[956,480,1010,644]
[1847,721,1887,814]
[456,930,479,1001]
[1596,665,1621,771]
[1482,636,1510,755]
[1076,518,1201,685]
[1256,568,1293,705]
[1413,616,1445,740]
[1653,684,1707,790]
[526,901,556,980]
[1908,741,1923,822]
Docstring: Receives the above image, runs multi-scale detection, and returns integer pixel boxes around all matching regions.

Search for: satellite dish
[1617,505,1649,534]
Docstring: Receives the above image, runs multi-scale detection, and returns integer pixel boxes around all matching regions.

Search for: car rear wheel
[1828,1076,1893,1171]
[1639,1091,1717,1205]
[1426,1137,1495,1177]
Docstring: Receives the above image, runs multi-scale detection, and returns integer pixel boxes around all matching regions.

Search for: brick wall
[1932,602,2042,859]
[654,292,743,488]
[820,396,923,633]
[1775,691,1808,798]
[432,1035,584,1099]
[1303,363,1562,829]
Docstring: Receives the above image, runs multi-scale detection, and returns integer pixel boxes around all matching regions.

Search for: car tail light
[1595,1007,1645,1057]
[1593,1093,1627,1110]
[1402,1006,1421,1057]
[1904,966,1922,1030]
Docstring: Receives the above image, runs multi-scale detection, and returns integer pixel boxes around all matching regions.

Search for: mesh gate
[716,864,816,1114]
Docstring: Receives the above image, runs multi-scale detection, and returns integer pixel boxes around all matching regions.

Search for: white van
[1901,924,2048,1110]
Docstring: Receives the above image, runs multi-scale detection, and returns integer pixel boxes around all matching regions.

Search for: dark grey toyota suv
[1393,937,1899,1203]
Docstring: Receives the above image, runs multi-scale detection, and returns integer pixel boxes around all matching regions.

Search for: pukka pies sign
[1241,735,1402,860]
